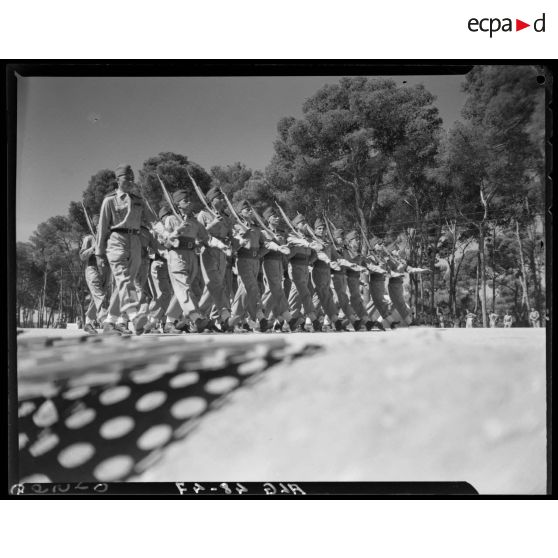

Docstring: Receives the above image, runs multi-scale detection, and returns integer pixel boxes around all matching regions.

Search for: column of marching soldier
[79,164,429,336]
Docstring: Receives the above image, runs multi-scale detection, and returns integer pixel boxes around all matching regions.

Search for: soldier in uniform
[311,218,345,331]
[340,230,376,331]
[79,214,110,334]
[503,310,513,328]
[260,206,292,331]
[329,226,358,327]
[229,200,268,332]
[162,189,230,333]
[95,163,150,335]
[286,213,322,332]
[196,187,234,331]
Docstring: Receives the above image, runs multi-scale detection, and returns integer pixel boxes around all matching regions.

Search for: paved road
[16,327,547,494]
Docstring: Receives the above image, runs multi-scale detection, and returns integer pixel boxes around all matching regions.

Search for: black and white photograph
[9,63,551,495]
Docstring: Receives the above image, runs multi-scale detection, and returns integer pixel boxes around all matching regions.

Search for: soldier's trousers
[199,247,230,319]
[231,257,262,322]
[388,276,412,325]
[148,259,173,321]
[311,264,338,320]
[347,273,368,320]
[332,271,356,321]
[262,258,289,320]
[167,248,202,320]
[288,262,316,320]
[84,264,110,322]
[105,232,142,318]
[137,255,152,314]
[367,272,392,324]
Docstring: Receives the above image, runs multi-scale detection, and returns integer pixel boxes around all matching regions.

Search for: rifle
[274,202,304,239]
[219,188,250,233]
[247,202,279,241]
[137,183,159,223]
[187,169,217,218]
[323,212,340,252]
[156,174,183,221]
[80,201,97,243]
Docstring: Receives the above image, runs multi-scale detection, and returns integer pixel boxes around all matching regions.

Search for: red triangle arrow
[516,19,530,31]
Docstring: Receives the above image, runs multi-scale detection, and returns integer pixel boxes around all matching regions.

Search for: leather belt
[176,237,196,251]
[237,248,259,259]
[263,252,283,261]
[111,228,140,234]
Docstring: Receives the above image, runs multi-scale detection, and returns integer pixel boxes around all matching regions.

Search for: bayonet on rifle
[156,174,182,221]
[80,201,97,243]
[186,169,217,218]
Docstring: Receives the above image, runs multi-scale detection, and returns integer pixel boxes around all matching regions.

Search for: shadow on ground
[17,336,320,483]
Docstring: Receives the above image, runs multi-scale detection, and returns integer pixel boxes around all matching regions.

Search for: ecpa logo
[468,13,546,37]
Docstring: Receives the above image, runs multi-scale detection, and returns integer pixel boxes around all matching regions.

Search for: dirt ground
[121,327,546,494]
[16,327,547,494]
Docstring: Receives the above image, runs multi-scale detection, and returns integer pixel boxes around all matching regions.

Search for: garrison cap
[262,206,276,221]
[206,187,222,203]
[345,229,359,242]
[115,163,133,178]
[172,190,189,204]
[314,217,325,229]
[292,213,306,226]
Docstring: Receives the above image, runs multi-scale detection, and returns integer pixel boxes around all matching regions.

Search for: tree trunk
[478,224,488,327]
[515,219,530,314]
[474,255,479,313]
[492,225,496,313]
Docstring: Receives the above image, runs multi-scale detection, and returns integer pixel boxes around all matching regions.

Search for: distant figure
[489,312,498,328]
[529,308,540,328]
[76,317,83,330]
[465,311,476,328]
[503,311,513,328]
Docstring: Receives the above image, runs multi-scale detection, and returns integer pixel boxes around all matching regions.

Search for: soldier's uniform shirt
[197,210,234,318]
[95,190,149,317]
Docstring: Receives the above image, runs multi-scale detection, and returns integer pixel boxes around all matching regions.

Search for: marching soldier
[330,226,358,326]
[286,213,322,332]
[95,163,150,335]
[311,218,345,331]
[79,214,110,334]
[196,187,234,331]
[260,206,292,331]
[162,189,230,333]
[340,230,376,331]
[229,200,268,332]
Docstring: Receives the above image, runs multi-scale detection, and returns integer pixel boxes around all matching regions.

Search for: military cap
[262,206,276,221]
[292,213,306,226]
[237,199,250,212]
[115,163,133,178]
[172,190,189,204]
[345,229,360,242]
[314,217,325,229]
[159,203,171,219]
[206,187,222,203]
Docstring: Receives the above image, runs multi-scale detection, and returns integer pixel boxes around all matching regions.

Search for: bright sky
[16,74,468,241]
